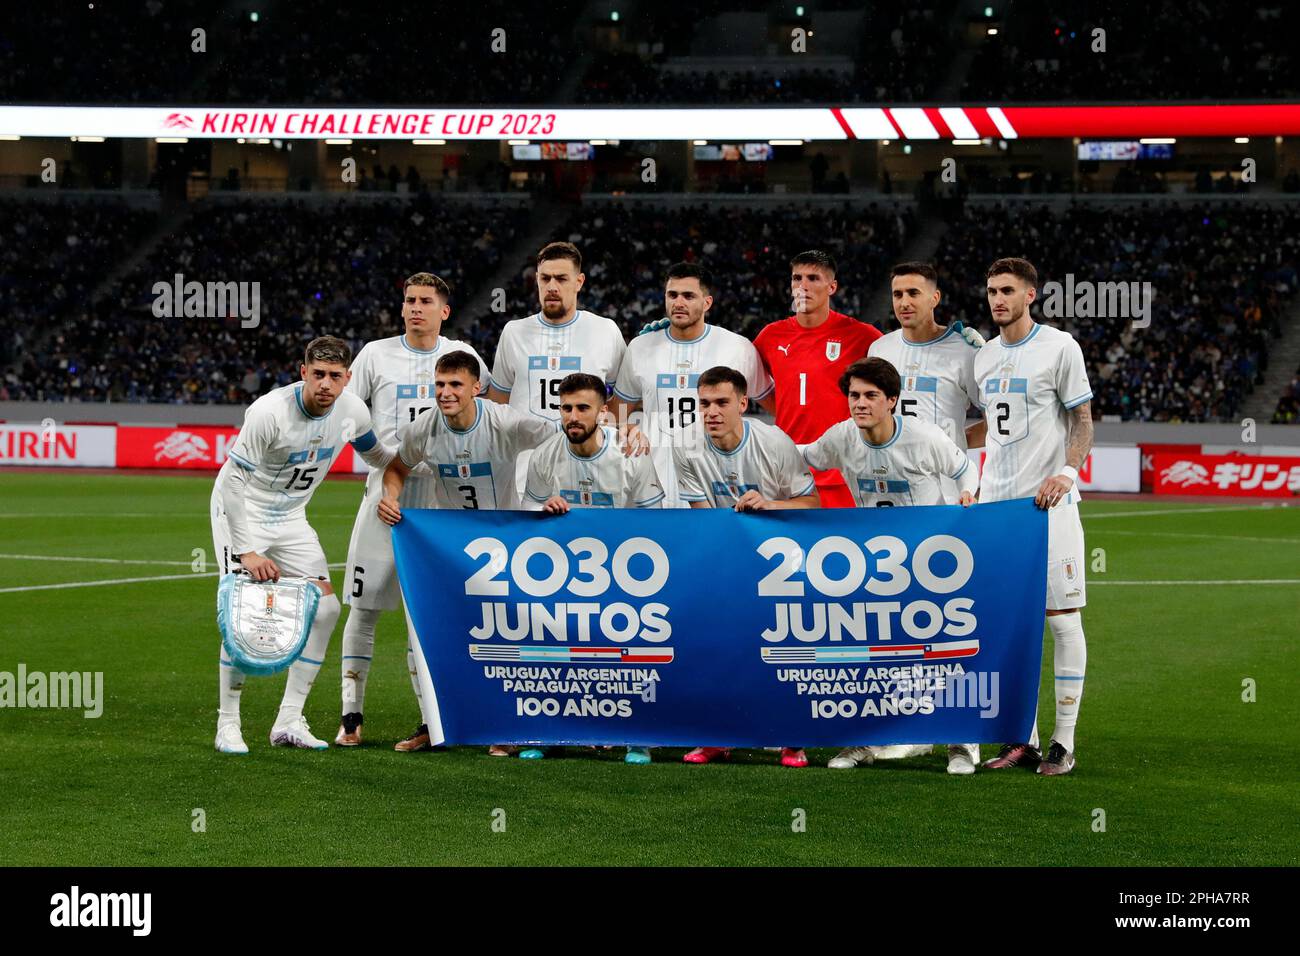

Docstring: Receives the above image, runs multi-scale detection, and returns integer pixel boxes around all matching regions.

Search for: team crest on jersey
[458,463,472,479]
[826,340,842,361]
[999,378,1012,393]
[726,473,742,499]
[875,479,890,493]
[905,375,916,390]
[417,384,430,399]
[307,436,323,462]
[1064,559,1078,582]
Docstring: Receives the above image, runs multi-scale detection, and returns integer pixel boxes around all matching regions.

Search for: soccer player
[867,260,986,765]
[798,357,981,775]
[377,349,558,757]
[753,250,883,508]
[609,262,772,508]
[487,241,627,492]
[523,372,664,765]
[974,257,1094,776]
[212,336,395,754]
[672,365,819,768]
[337,272,489,753]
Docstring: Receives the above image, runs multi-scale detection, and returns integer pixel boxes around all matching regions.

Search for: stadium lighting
[0,134,20,140]
[71,135,105,142]
[796,5,805,14]
[250,11,259,22]
[987,27,999,35]
[903,144,912,154]
[156,137,188,143]
[952,139,982,146]
[768,139,804,145]
[881,139,891,146]
[255,138,271,145]
[589,139,608,145]
[412,139,446,145]
[507,139,530,146]
[324,138,353,145]
[1139,137,1176,144]
[984,5,993,16]
[693,139,708,146]
[610,11,619,22]
[1234,137,1250,144]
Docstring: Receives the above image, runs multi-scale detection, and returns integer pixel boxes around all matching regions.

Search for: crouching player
[672,366,820,767]
[213,336,394,753]
[523,372,665,764]
[798,357,981,774]
[377,350,558,756]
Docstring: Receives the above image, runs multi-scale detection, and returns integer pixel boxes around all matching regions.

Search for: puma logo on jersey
[777,344,792,356]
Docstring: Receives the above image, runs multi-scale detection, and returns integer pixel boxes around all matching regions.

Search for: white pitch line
[1084,504,1290,519]
[1092,579,1300,586]
[0,553,194,566]
[0,572,219,594]
[1091,530,1300,546]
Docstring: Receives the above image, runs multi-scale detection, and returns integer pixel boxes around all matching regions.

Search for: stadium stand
[3,194,528,403]
[934,200,1300,422]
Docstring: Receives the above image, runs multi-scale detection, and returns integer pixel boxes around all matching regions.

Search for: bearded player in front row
[338,272,489,752]
[213,336,395,754]
[976,257,1094,776]
[377,350,559,757]
[672,366,820,768]
[798,357,981,775]
[522,372,665,764]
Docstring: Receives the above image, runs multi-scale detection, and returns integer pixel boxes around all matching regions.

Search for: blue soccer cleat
[519,747,550,760]
[625,747,652,765]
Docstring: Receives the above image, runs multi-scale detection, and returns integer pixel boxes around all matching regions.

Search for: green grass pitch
[1,470,1296,866]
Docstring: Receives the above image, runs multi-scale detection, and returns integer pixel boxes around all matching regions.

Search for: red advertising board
[1139,443,1201,491]
[1151,452,1300,498]
[116,426,355,472]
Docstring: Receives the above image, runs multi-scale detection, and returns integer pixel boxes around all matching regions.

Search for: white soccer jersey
[524,426,664,508]
[347,334,489,505]
[673,418,816,508]
[490,310,627,421]
[612,324,773,508]
[800,416,977,508]
[973,323,1093,503]
[398,398,557,510]
[868,325,980,448]
[222,384,377,528]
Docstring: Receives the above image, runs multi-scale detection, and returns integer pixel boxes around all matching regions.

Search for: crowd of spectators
[5,195,527,404]
[933,202,1300,422]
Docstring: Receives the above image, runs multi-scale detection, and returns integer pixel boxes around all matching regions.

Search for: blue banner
[393,499,1047,747]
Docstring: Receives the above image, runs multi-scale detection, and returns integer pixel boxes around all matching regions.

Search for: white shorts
[343,468,439,610]
[1046,501,1087,611]
[209,485,329,581]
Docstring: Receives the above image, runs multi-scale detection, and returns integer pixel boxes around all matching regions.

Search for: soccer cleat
[683,746,730,764]
[625,747,652,765]
[334,712,363,747]
[982,742,1041,770]
[518,747,550,760]
[215,721,249,755]
[871,744,934,760]
[1036,741,1076,776]
[394,723,432,753]
[780,748,809,768]
[828,746,875,769]
[487,744,517,757]
[946,744,978,775]
[270,715,328,750]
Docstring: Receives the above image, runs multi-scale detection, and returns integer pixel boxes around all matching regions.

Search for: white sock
[219,650,245,723]
[341,607,380,715]
[406,632,423,705]
[1048,612,1087,752]
[277,592,340,724]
